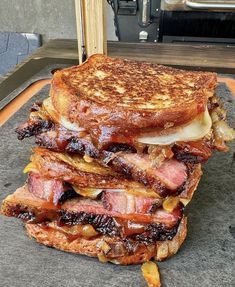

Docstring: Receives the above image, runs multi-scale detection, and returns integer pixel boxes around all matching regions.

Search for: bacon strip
[154,159,188,190]
[2,186,182,227]
[28,172,73,205]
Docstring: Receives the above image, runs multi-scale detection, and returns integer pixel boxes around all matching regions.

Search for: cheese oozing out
[43,98,85,132]
[44,97,212,145]
[137,107,212,145]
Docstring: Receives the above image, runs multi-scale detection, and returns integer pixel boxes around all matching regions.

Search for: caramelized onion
[73,185,162,200]
[163,196,180,212]
[81,224,98,238]
[141,261,161,287]
[213,120,235,142]
[210,107,226,123]
[83,154,94,163]
[97,240,111,255]
[210,103,235,151]
[125,188,162,199]
[50,151,115,175]
[47,222,98,238]
[23,162,38,174]
[148,145,174,168]
[97,254,108,263]
[72,185,103,199]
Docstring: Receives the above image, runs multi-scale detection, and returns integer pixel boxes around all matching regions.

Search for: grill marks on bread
[51,54,217,140]
[61,55,215,110]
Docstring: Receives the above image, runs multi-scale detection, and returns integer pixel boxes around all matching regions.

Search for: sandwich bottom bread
[2,184,187,265]
[26,217,187,265]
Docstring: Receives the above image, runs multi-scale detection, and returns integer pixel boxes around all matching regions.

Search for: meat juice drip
[40,200,59,210]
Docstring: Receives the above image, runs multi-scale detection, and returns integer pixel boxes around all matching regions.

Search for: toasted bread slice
[26,217,187,265]
[50,54,216,137]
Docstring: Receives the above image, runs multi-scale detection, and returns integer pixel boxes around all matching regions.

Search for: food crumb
[141,261,161,287]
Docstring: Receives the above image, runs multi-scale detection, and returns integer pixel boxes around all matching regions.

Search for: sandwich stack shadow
[1,55,234,265]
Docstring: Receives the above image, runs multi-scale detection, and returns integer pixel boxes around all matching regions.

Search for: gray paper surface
[0,81,234,287]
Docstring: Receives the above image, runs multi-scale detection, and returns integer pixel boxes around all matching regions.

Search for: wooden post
[74,0,84,64]
[75,0,107,63]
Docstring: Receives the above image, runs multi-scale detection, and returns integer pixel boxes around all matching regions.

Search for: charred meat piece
[1,185,183,242]
[173,140,213,163]
[36,128,100,158]
[16,118,54,140]
[103,152,188,197]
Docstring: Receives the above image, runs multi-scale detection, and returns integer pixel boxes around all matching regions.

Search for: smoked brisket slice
[1,186,183,243]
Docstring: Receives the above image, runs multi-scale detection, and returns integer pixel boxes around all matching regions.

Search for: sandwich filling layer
[15,95,233,197]
[2,185,183,243]
[23,147,202,201]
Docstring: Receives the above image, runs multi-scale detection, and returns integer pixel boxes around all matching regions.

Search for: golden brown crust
[155,217,187,261]
[51,54,217,135]
[26,217,187,265]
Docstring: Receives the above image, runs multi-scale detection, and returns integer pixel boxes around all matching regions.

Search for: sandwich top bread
[50,54,217,141]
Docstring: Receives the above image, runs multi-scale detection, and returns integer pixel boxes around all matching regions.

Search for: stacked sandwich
[1,55,234,265]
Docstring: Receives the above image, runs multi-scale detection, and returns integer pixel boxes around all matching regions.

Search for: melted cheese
[137,108,212,145]
[60,116,85,132]
[43,97,212,145]
[43,98,85,132]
